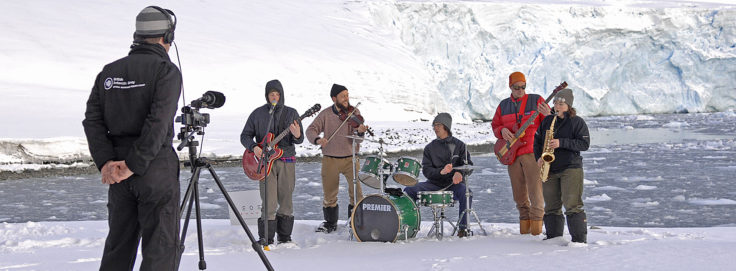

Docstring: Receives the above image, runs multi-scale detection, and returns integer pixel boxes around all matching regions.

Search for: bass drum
[351,194,420,242]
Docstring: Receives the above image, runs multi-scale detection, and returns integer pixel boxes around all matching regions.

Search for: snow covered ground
[1,220,735,270]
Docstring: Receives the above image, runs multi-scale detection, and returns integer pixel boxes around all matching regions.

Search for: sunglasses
[512,85,526,90]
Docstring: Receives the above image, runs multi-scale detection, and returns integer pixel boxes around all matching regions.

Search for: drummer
[403,113,474,237]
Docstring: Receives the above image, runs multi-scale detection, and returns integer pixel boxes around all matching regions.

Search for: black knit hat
[330,84,347,97]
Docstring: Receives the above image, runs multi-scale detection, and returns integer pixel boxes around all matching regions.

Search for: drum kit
[344,134,486,242]
[345,134,422,242]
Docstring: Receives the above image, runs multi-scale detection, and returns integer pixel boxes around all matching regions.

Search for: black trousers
[99,147,180,271]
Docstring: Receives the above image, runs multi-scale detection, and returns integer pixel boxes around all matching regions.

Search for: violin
[338,105,375,137]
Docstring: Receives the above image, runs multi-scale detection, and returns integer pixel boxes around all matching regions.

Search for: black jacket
[240,80,304,157]
[82,42,182,175]
[533,112,590,174]
[422,136,473,187]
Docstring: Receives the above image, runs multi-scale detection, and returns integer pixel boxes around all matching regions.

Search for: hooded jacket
[533,112,590,174]
[422,136,473,188]
[83,42,182,175]
[240,80,304,158]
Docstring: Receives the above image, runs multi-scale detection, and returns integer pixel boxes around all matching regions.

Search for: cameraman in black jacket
[82,6,182,270]
[534,88,590,243]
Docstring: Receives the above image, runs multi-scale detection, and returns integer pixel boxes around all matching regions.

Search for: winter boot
[276,214,294,243]
[257,218,276,245]
[348,204,355,219]
[316,205,339,233]
[566,212,588,243]
[530,220,544,236]
[457,228,469,238]
[543,214,565,240]
[519,219,531,234]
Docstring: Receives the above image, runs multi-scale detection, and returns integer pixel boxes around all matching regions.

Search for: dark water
[1,113,735,227]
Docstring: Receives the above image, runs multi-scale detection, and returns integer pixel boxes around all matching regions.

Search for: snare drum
[351,193,420,242]
[417,190,454,207]
[358,156,393,189]
[392,157,421,186]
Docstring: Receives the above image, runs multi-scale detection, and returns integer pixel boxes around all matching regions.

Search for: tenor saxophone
[539,116,557,182]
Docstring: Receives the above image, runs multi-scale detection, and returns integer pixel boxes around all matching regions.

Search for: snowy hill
[3,1,736,133]
[1,0,735,165]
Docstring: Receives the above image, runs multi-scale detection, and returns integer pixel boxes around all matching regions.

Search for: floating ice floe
[687,198,736,206]
[635,185,657,190]
[586,194,612,202]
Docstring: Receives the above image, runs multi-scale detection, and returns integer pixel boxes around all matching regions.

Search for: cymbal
[453,165,480,171]
[343,135,391,145]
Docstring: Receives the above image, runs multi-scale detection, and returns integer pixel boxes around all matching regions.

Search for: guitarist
[306,84,368,233]
[240,79,304,245]
[491,71,551,236]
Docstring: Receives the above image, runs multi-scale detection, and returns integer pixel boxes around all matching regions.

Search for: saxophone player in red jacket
[491,72,551,235]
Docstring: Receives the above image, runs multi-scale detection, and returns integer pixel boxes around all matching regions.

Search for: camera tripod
[176,127,273,271]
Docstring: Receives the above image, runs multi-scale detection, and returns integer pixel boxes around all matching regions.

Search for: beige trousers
[321,156,363,208]
[507,153,544,221]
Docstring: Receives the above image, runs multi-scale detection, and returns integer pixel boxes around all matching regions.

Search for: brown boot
[530,220,543,236]
[519,220,531,234]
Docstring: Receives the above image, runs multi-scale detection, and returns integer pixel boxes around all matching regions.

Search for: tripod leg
[206,165,274,271]
[439,208,444,241]
[177,167,201,270]
[471,210,487,236]
[193,175,207,270]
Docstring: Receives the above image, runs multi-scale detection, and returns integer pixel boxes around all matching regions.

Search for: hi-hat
[343,135,392,145]
[453,165,479,174]
[453,165,480,170]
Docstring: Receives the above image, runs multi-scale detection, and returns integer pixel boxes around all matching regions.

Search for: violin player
[306,84,369,233]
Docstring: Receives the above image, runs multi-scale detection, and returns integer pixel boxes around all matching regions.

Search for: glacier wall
[363,2,736,119]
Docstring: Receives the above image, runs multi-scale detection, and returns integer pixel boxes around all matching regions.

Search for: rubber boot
[348,204,355,219]
[276,214,294,243]
[257,218,276,245]
[530,220,543,236]
[567,212,588,243]
[519,219,531,234]
[316,205,338,233]
[543,214,565,240]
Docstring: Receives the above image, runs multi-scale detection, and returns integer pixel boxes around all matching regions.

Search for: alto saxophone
[539,116,557,182]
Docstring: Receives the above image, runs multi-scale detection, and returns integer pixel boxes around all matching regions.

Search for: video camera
[176,91,226,151]
[175,90,226,128]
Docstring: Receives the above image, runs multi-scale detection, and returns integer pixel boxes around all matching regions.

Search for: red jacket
[491,93,545,158]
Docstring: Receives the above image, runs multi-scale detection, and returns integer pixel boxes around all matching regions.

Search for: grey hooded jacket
[240,80,304,157]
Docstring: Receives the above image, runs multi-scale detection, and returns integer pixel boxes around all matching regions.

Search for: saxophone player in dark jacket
[533,88,590,243]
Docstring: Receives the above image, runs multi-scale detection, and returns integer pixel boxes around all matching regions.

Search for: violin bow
[322,102,362,147]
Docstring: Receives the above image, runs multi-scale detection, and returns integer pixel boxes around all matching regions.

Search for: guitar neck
[268,116,303,148]
[514,111,541,138]
[512,82,567,138]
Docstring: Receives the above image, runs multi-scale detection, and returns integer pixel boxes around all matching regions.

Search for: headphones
[147,5,177,44]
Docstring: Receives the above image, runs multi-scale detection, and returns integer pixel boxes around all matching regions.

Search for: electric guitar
[493,82,567,165]
[242,104,321,180]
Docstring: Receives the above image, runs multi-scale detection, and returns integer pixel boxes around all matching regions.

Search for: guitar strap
[514,95,528,125]
[272,107,286,135]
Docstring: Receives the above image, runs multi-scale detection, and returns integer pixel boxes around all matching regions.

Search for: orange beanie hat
[509,72,526,87]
